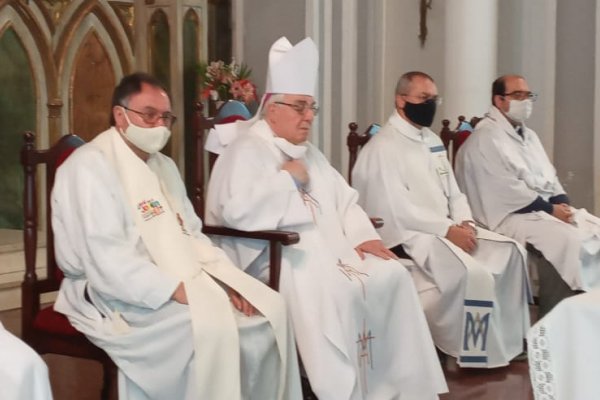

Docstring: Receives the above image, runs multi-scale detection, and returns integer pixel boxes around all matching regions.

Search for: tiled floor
[1,307,536,400]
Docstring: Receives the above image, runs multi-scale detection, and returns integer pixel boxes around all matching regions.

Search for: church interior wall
[241,0,306,98]
[379,0,446,134]
[498,0,557,164]
[554,0,596,211]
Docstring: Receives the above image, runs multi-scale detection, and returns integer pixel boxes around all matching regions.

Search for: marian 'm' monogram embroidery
[356,319,375,395]
[463,311,491,352]
[459,299,493,366]
[137,199,164,221]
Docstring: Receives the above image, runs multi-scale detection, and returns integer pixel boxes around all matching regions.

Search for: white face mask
[121,110,171,154]
[505,99,533,123]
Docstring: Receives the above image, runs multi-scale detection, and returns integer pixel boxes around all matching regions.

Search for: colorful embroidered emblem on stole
[137,199,164,221]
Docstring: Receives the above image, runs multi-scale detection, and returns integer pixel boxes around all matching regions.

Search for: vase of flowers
[198,60,258,111]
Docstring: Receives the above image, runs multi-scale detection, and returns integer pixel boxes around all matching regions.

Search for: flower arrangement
[198,60,258,105]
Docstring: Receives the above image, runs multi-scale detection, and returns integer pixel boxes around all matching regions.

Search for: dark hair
[395,71,435,96]
[491,74,525,106]
[110,72,168,125]
[491,76,507,106]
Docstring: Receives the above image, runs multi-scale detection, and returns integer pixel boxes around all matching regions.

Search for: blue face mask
[403,98,437,127]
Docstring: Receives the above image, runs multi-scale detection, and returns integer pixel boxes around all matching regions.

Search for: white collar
[252,119,308,159]
[389,109,426,142]
[486,106,528,142]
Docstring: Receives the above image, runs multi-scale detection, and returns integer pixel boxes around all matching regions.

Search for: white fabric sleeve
[331,167,380,247]
[355,142,454,238]
[215,144,313,231]
[52,151,179,310]
[447,169,474,223]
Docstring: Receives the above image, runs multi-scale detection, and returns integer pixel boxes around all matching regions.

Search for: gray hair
[394,71,435,96]
[260,93,285,118]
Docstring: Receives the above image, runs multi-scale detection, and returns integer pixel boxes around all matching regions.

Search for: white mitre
[265,36,318,96]
[204,36,319,154]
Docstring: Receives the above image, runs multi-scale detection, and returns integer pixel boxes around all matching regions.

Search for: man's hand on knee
[355,239,398,260]
[445,225,477,253]
[552,203,573,224]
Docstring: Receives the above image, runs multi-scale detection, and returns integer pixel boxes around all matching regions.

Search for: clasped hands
[552,203,574,224]
[445,221,478,254]
[171,282,258,316]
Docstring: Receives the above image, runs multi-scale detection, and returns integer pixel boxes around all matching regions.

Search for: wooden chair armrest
[202,224,300,291]
[370,217,384,229]
[202,224,300,245]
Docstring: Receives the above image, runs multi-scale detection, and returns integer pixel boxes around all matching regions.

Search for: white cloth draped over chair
[528,290,600,400]
[0,321,53,400]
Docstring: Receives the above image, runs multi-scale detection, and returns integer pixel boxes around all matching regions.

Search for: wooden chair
[345,122,413,260]
[439,115,481,167]
[21,131,117,399]
[347,122,374,187]
[192,102,300,291]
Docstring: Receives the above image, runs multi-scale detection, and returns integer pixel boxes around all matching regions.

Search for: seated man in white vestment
[206,37,447,400]
[352,71,531,368]
[455,74,600,315]
[0,321,53,400]
[51,73,301,400]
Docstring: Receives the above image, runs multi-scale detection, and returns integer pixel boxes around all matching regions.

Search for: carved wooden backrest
[346,122,385,230]
[191,101,215,220]
[21,132,85,332]
[347,122,377,186]
[191,100,251,219]
[439,115,481,167]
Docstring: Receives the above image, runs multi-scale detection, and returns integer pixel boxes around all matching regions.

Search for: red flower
[199,60,258,105]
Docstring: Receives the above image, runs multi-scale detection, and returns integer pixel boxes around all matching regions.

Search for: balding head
[491,74,528,108]
[491,74,536,126]
[395,71,435,96]
[394,71,438,128]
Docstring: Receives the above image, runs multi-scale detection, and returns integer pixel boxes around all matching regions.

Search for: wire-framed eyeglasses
[502,91,538,101]
[121,105,177,127]
[275,101,319,116]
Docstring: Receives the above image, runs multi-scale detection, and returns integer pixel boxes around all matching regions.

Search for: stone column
[443,0,498,122]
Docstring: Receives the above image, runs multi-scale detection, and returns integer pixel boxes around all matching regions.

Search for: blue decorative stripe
[464,299,494,308]
[429,145,446,153]
[459,356,488,363]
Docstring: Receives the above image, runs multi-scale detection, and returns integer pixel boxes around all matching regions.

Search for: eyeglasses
[121,105,177,127]
[502,91,538,101]
[275,101,319,116]
[401,94,443,106]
